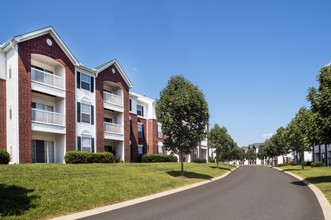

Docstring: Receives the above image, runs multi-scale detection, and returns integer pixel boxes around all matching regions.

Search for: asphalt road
[80,166,324,220]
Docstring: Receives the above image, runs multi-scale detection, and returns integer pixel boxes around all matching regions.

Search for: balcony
[31,108,65,134]
[31,68,65,97]
[104,122,124,141]
[103,91,123,112]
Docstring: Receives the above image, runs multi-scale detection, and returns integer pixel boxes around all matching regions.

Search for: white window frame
[80,73,91,91]
[81,103,91,123]
[137,104,144,117]
[81,136,92,152]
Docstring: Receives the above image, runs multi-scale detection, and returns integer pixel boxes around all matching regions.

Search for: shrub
[192,158,207,163]
[65,151,114,164]
[289,161,299,166]
[0,148,10,164]
[301,161,308,166]
[141,154,178,163]
[311,161,324,167]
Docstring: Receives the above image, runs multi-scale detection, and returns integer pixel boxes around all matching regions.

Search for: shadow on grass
[209,166,232,171]
[167,171,213,180]
[0,184,38,217]
[305,176,331,184]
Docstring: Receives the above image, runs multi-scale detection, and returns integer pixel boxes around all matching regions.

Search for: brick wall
[18,33,75,163]
[129,113,138,162]
[147,119,163,154]
[0,79,6,149]
[96,64,130,162]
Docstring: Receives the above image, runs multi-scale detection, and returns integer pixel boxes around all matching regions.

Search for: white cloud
[262,133,274,139]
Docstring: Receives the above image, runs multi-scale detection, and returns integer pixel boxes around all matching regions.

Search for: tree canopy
[156,75,209,176]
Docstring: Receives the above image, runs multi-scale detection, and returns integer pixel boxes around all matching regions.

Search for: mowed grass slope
[0,162,234,220]
[279,166,331,204]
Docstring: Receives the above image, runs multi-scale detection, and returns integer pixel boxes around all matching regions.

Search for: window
[104,117,113,123]
[32,140,54,163]
[138,123,143,138]
[129,99,132,112]
[137,104,144,117]
[157,123,163,138]
[194,148,198,159]
[81,73,91,91]
[81,103,91,123]
[81,137,91,152]
[77,72,94,92]
[32,102,54,112]
[77,102,94,124]
[138,145,143,156]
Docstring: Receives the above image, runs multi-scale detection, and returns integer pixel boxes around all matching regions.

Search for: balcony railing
[103,91,122,106]
[31,68,64,89]
[157,131,163,138]
[32,108,65,126]
[104,122,123,134]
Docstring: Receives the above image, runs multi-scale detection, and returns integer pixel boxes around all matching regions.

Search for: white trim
[96,60,133,88]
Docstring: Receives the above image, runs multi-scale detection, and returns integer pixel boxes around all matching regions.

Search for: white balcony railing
[31,68,64,89]
[157,131,163,138]
[104,122,123,134]
[103,91,122,106]
[32,108,65,126]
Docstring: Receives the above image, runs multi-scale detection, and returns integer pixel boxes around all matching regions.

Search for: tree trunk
[180,149,184,176]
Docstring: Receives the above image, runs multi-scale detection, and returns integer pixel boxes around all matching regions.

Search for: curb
[273,167,331,220]
[50,167,237,220]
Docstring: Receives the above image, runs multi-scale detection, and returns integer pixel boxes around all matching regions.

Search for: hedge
[192,158,207,163]
[141,154,178,163]
[65,151,115,164]
[311,161,324,167]
[0,148,10,164]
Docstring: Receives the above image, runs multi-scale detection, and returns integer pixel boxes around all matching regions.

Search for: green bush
[0,148,10,164]
[192,158,207,163]
[141,154,178,163]
[311,161,324,167]
[301,161,308,166]
[65,151,114,164]
[289,161,299,166]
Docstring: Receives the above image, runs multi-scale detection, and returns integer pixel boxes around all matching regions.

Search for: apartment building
[0,27,208,164]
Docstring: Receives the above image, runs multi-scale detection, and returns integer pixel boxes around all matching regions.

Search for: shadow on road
[209,166,232,171]
[167,171,213,180]
[290,181,307,186]
[0,184,38,217]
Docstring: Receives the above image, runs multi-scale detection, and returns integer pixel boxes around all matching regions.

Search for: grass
[277,165,331,204]
[0,162,235,220]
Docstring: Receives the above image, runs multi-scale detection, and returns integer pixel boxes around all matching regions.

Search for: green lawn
[0,162,234,220]
[278,165,331,204]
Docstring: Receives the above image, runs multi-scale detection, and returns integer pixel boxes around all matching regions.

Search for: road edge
[273,167,331,220]
[50,167,237,220]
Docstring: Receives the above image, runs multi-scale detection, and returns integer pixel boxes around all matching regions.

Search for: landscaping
[277,165,331,204]
[0,162,235,220]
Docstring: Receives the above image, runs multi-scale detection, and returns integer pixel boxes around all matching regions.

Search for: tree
[156,75,209,176]
[307,65,331,165]
[208,124,234,168]
[257,144,267,165]
[245,148,257,164]
[273,127,290,164]
[286,107,315,169]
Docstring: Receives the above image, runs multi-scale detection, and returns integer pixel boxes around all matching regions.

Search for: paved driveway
[80,166,324,220]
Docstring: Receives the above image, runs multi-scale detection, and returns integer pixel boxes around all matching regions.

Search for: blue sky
[1,0,331,146]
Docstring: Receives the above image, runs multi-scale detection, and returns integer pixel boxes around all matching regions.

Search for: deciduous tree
[156,75,209,176]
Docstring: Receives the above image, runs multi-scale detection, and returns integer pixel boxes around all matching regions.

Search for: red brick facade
[96,64,130,162]
[0,79,6,149]
[18,33,75,163]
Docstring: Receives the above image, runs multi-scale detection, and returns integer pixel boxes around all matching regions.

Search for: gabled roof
[1,26,79,65]
[96,59,133,88]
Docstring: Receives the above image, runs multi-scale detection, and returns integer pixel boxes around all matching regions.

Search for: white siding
[6,47,19,164]
[76,68,96,149]
[0,51,5,79]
